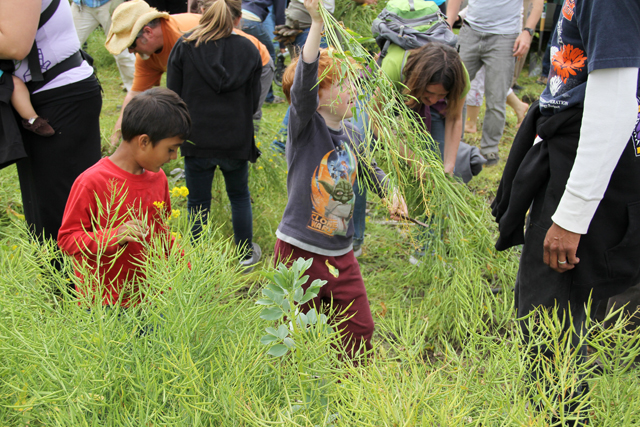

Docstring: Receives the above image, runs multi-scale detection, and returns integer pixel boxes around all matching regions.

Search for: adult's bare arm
[445,0,463,29]
[442,103,463,175]
[513,0,544,58]
[0,0,41,60]
[111,90,141,146]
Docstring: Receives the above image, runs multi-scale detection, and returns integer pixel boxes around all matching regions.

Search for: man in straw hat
[105,0,200,146]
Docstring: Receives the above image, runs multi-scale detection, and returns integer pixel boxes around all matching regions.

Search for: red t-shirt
[58,158,173,306]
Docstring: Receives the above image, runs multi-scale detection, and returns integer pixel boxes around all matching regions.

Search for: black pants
[16,77,102,242]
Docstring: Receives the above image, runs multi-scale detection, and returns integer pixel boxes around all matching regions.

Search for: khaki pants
[71,0,136,91]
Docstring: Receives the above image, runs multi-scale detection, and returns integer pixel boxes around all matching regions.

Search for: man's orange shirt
[131,14,201,92]
[131,14,271,92]
[234,28,270,67]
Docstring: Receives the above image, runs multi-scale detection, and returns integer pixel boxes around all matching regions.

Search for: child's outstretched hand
[304,0,323,24]
[116,219,149,246]
[383,189,408,221]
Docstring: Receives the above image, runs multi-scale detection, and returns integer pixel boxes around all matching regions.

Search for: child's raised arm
[301,0,324,64]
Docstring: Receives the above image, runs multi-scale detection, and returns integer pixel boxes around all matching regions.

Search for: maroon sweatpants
[273,239,375,358]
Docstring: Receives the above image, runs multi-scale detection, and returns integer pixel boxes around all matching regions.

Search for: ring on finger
[558,260,567,264]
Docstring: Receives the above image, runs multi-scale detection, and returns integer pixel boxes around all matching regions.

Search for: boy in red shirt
[58,88,191,306]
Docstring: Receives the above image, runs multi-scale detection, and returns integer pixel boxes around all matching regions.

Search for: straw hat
[105,0,170,55]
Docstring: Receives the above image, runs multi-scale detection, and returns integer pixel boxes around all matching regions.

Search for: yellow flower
[171,209,181,219]
[258,166,263,170]
[171,232,182,240]
[269,159,273,162]
[11,245,17,250]
[257,142,261,148]
[153,201,165,210]
[170,186,190,198]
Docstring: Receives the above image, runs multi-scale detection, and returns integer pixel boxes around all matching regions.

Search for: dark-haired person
[380,42,469,176]
[0,0,102,243]
[58,87,192,306]
[167,0,263,271]
[351,42,469,257]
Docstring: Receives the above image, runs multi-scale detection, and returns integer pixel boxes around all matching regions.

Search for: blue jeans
[240,18,275,61]
[184,157,253,256]
[429,108,445,159]
[352,106,444,248]
[350,97,372,248]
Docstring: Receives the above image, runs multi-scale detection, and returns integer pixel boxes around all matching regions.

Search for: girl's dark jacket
[167,32,262,162]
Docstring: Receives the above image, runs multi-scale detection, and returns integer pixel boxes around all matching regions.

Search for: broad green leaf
[267,344,289,357]
[260,307,284,321]
[283,337,296,349]
[266,283,285,295]
[297,312,308,328]
[265,326,279,336]
[276,324,289,339]
[255,298,272,306]
[260,335,279,345]
[293,287,304,303]
[306,309,318,325]
[295,274,310,289]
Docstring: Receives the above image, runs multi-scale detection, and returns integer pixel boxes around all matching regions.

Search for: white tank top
[13,0,94,93]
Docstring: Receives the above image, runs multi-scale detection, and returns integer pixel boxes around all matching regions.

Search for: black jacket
[167,33,262,161]
[492,101,640,296]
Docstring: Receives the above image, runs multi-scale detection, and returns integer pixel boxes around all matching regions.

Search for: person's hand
[116,219,149,246]
[443,162,455,176]
[513,31,532,58]
[383,189,408,221]
[543,222,581,273]
[110,129,122,147]
[304,0,323,24]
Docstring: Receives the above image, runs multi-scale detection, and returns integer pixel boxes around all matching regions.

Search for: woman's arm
[0,0,40,60]
[442,103,463,175]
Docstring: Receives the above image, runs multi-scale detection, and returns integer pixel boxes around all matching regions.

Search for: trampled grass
[1,2,639,425]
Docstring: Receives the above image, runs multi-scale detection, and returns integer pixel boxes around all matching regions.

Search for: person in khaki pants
[71,0,136,91]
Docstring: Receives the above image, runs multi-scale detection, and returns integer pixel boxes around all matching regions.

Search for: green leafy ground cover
[0,3,639,425]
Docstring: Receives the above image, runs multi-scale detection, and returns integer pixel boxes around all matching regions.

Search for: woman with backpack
[166,0,263,270]
[380,41,469,176]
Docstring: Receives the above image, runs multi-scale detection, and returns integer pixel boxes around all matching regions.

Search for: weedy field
[1,2,639,425]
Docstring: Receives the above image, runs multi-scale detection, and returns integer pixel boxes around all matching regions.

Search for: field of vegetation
[1,2,639,425]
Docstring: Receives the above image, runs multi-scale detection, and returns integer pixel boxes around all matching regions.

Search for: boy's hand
[116,219,149,246]
[304,0,323,24]
[383,189,408,221]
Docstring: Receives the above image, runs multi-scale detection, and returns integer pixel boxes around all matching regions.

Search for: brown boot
[22,117,55,137]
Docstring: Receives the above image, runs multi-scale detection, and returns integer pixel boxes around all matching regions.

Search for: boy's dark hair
[121,87,191,145]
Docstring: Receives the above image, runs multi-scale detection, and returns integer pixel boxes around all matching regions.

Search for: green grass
[0,5,639,426]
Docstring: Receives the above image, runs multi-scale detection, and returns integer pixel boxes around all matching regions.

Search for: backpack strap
[399,49,410,83]
[27,0,61,83]
[376,40,392,67]
[25,50,83,93]
[407,0,416,12]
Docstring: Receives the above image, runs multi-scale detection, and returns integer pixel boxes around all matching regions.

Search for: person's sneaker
[353,244,362,258]
[22,116,55,137]
[483,152,500,167]
[265,95,285,104]
[240,242,262,273]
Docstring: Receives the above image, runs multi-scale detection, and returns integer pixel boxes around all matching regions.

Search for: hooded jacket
[167,33,262,161]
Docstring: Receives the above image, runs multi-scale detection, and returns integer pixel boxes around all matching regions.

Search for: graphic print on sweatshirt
[307,142,357,237]
[540,0,587,113]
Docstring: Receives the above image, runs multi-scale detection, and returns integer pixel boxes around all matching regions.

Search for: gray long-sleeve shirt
[276,56,387,256]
